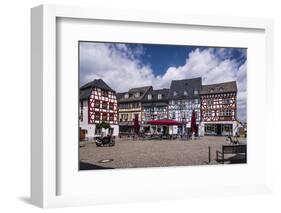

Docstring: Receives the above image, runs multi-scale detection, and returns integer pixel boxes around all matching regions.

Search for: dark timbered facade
[141,88,169,122]
[168,78,202,135]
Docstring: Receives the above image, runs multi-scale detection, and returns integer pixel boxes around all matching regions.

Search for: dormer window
[184,91,188,96]
[158,94,162,100]
[173,91,177,96]
[219,87,224,92]
[124,93,129,99]
[194,89,198,95]
[148,94,152,100]
[210,88,214,93]
[135,92,140,98]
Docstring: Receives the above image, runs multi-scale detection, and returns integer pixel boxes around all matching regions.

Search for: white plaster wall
[169,125,178,135]
[79,100,88,127]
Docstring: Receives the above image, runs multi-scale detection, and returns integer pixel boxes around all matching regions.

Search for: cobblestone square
[79,136,246,170]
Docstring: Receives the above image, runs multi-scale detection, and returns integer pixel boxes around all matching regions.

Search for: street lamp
[182,117,186,135]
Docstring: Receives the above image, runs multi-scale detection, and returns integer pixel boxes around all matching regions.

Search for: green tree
[96,121,111,130]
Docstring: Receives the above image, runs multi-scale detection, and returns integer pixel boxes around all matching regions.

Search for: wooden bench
[216,144,247,164]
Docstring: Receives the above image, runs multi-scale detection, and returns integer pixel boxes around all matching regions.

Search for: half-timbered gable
[117,86,152,135]
[200,81,238,136]
[79,79,118,140]
[168,78,202,124]
[200,82,237,122]
[141,88,169,122]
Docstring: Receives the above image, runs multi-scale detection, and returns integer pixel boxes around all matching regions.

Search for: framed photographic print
[31,4,274,208]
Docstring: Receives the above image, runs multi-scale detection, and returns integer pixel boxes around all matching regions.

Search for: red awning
[147,119,180,126]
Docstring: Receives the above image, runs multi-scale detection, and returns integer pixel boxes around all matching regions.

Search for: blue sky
[131,44,246,77]
[79,42,247,121]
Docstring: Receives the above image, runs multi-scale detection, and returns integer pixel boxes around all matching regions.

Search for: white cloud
[80,43,247,121]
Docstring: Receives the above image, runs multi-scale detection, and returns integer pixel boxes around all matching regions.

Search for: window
[173,91,177,96]
[94,100,100,108]
[226,109,232,116]
[148,94,152,100]
[206,111,212,117]
[124,93,129,99]
[219,109,232,116]
[194,89,198,95]
[102,101,107,109]
[101,90,108,97]
[102,113,107,121]
[109,113,114,121]
[184,91,188,96]
[94,112,100,120]
[172,112,176,119]
[158,94,162,100]
[223,98,230,104]
[95,127,101,135]
[219,87,224,92]
[135,92,140,98]
[120,114,128,122]
[210,88,214,93]
[80,101,83,122]
[109,103,114,110]
[194,99,199,104]
[208,100,213,106]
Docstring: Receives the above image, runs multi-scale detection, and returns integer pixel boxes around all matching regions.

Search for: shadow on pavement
[79,161,115,170]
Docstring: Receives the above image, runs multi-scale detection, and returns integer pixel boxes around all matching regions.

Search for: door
[216,124,222,136]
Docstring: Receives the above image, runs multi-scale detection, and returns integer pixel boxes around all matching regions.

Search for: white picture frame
[31,4,274,208]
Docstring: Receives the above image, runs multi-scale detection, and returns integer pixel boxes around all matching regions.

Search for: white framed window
[135,92,140,98]
[148,94,152,100]
[124,93,129,99]
[184,90,188,96]
[194,89,198,95]
[206,111,212,117]
[157,94,162,100]
[173,91,177,96]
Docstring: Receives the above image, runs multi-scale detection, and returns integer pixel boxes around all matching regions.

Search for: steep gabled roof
[142,88,170,102]
[80,79,115,100]
[200,81,237,95]
[116,92,126,100]
[118,86,152,102]
[168,77,202,99]
[80,79,114,91]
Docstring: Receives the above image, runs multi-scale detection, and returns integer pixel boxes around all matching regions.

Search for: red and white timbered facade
[88,88,118,125]
[199,82,240,136]
[201,92,237,122]
[79,79,119,140]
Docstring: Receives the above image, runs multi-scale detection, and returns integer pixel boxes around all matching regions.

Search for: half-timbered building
[141,88,170,122]
[117,86,152,136]
[79,79,118,140]
[199,81,239,136]
[168,77,202,135]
